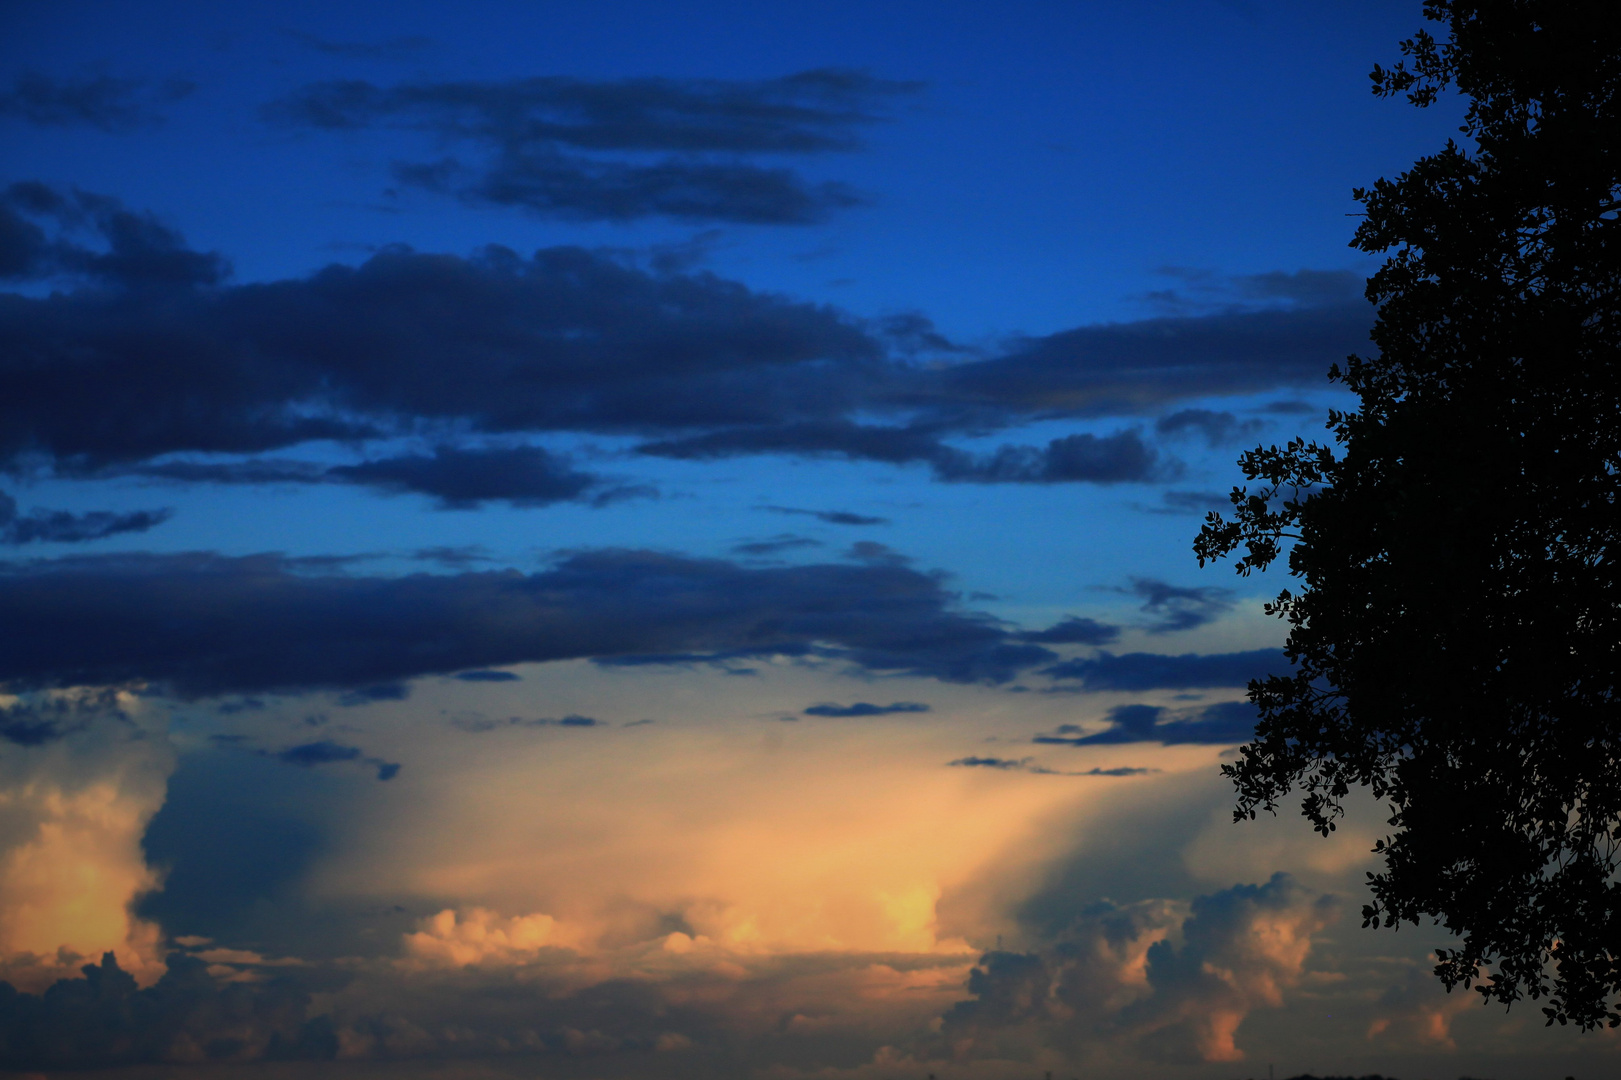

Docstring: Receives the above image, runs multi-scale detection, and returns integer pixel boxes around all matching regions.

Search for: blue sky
[0,2,1603,1076]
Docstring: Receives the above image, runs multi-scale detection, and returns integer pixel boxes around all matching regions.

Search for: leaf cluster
[1197,0,1621,1029]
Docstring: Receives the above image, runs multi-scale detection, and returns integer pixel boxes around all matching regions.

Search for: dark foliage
[1196,1,1621,1029]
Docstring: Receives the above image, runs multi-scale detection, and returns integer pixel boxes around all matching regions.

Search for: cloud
[268,740,399,781]
[730,534,822,557]
[1034,701,1257,746]
[946,756,1154,777]
[1,184,1370,485]
[0,689,128,746]
[644,423,1170,485]
[0,72,194,131]
[451,669,521,682]
[942,874,1336,1063]
[0,549,1057,696]
[1018,615,1120,646]
[0,951,339,1067]
[0,182,227,288]
[1122,576,1235,634]
[324,444,640,508]
[0,194,880,471]
[932,299,1370,419]
[266,70,918,224]
[761,505,889,526]
[1151,490,1231,516]
[1154,408,1264,447]
[451,714,600,733]
[803,701,930,717]
[0,492,173,545]
[1042,649,1285,690]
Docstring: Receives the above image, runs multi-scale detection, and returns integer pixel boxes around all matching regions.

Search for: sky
[0,1,1612,1076]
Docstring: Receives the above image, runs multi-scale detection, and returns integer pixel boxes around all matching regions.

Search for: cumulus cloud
[0,697,172,991]
[0,549,1057,695]
[942,874,1336,1063]
[0,951,338,1067]
[266,70,917,224]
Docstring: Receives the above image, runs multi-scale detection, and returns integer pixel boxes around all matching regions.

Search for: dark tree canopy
[1196,1,1621,1028]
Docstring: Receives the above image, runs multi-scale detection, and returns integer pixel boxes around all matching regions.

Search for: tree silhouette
[1196,1,1621,1028]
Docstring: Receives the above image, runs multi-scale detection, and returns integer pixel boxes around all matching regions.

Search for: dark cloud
[0,72,194,131]
[1034,700,1257,745]
[1152,490,1231,516]
[0,549,1058,696]
[0,690,126,745]
[0,952,339,1068]
[942,875,1336,1062]
[761,505,889,526]
[946,755,1153,776]
[1,184,1368,487]
[0,182,227,288]
[730,534,822,557]
[802,701,929,717]
[1018,615,1120,646]
[0,491,173,545]
[335,683,410,706]
[450,713,599,732]
[270,740,399,781]
[451,669,521,682]
[266,70,916,224]
[645,423,1169,484]
[1154,408,1264,447]
[1041,648,1286,690]
[1139,267,1366,317]
[0,198,879,471]
[326,445,641,508]
[398,153,866,226]
[1123,577,1235,634]
[933,300,1371,419]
